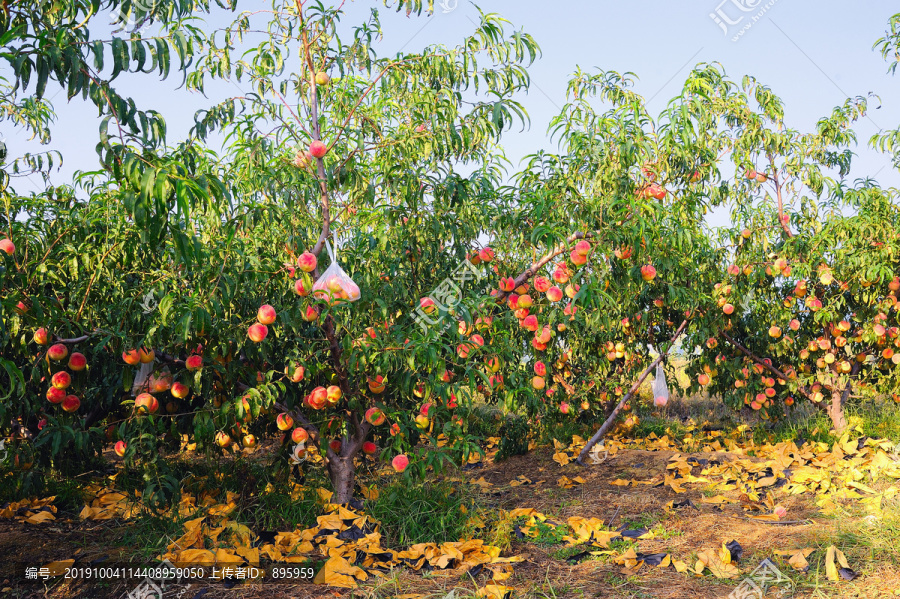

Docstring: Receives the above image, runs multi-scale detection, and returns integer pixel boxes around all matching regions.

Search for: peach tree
[2,0,548,504]
[675,73,899,433]
[495,63,899,462]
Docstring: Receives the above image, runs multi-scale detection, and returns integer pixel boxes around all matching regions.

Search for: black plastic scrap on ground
[725,539,743,562]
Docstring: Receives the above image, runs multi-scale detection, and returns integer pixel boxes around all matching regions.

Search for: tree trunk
[828,389,847,432]
[327,451,356,504]
[327,454,356,504]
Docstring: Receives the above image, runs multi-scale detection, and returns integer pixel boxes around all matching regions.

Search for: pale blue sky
[7,0,900,230]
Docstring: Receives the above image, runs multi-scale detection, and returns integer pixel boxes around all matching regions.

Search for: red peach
[51,371,71,389]
[302,305,319,322]
[535,327,552,345]
[326,385,342,405]
[185,355,203,371]
[135,393,159,414]
[294,278,311,296]
[420,297,436,314]
[257,304,277,325]
[291,427,309,444]
[248,323,268,342]
[308,386,328,409]
[46,387,66,403]
[276,413,294,431]
[392,454,409,472]
[546,286,563,302]
[171,382,190,399]
[297,251,317,273]
[288,364,305,383]
[47,344,68,362]
[68,352,87,371]
[309,140,327,158]
[365,407,385,426]
[33,328,50,345]
[62,394,80,412]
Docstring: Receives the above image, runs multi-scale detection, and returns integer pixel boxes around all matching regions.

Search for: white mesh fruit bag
[312,240,361,305]
[652,362,669,407]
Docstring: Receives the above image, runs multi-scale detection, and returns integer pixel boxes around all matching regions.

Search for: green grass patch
[366,479,478,548]
[245,482,320,531]
[496,414,531,461]
[537,417,594,446]
[850,399,900,442]
[820,499,900,570]
[524,519,569,546]
[115,510,191,562]
[0,468,89,513]
[750,410,835,445]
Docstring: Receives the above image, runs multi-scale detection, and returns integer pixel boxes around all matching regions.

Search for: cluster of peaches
[497,240,590,352]
[704,250,900,411]
[35,328,86,415]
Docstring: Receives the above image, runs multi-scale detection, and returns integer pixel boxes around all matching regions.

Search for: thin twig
[605,506,621,529]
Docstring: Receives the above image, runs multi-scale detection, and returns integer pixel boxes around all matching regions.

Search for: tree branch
[768,153,793,239]
[576,318,688,465]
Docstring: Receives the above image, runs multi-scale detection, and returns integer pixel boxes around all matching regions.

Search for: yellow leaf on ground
[701,495,735,504]
[42,560,74,576]
[774,548,814,571]
[472,477,493,488]
[476,584,514,599]
[557,476,585,489]
[25,511,55,524]
[552,452,572,466]
[313,555,367,588]
[235,546,260,565]
[825,545,852,581]
[176,549,216,566]
[747,513,782,522]
[695,548,740,579]
[507,508,542,519]
[208,502,237,517]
